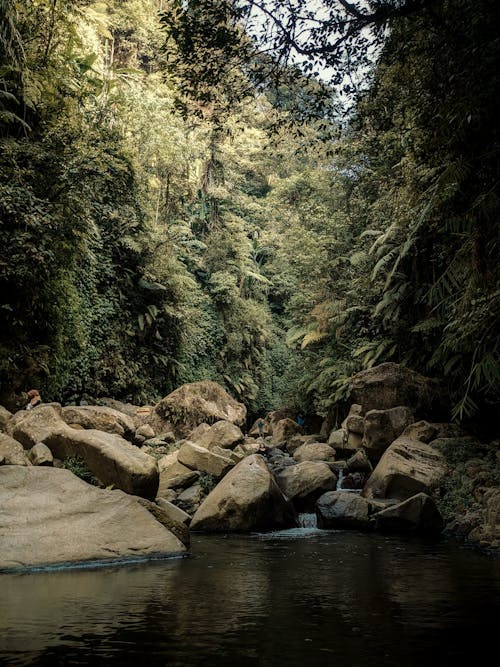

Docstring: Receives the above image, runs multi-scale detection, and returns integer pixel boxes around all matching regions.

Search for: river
[1,528,499,666]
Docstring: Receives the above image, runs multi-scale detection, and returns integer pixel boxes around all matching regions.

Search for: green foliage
[199,472,217,495]
[0,0,497,440]
[62,456,100,486]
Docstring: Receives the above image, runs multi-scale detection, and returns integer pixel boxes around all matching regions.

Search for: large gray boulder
[29,442,53,466]
[0,466,185,571]
[374,492,444,534]
[362,436,448,501]
[192,420,244,450]
[0,405,12,432]
[157,451,194,499]
[271,418,302,445]
[177,440,234,479]
[176,483,205,515]
[316,491,374,530]
[0,433,31,466]
[293,442,336,463]
[190,455,296,532]
[362,406,414,462]
[274,461,337,510]
[155,381,246,437]
[349,362,445,417]
[61,405,136,440]
[11,406,159,499]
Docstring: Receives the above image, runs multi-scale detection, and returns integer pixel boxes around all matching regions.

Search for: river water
[1,529,499,666]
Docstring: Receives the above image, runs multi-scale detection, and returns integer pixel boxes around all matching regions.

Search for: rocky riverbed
[1,364,498,571]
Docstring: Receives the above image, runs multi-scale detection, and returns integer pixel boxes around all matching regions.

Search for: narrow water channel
[1,530,499,666]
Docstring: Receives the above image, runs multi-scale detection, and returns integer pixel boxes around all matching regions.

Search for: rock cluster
[1,366,498,569]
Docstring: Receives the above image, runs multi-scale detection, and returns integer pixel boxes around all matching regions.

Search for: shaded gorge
[1,531,499,666]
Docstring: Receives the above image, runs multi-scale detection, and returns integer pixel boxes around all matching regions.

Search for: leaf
[301,330,329,349]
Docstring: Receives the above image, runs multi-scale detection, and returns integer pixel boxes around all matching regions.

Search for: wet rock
[346,450,373,475]
[274,461,337,511]
[316,491,373,530]
[374,492,444,534]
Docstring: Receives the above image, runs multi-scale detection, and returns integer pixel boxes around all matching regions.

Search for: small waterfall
[297,513,317,528]
[336,467,344,490]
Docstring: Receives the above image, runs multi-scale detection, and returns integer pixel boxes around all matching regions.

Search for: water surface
[1,530,499,666]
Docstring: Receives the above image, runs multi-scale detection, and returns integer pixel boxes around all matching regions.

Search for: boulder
[157,452,196,498]
[345,414,364,435]
[401,420,437,443]
[267,409,296,433]
[316,491,374,530]
[162,470,200,490]
[136,497,190,547]
[0,405,12,431]
[98,398,156,429]
[134,424,156,444]
[287,434,324,455]
[274,461,337,510]
[328,429,346,448]
[177,440,234,479]
[212,445,243,464]
[12,406,159,499]
[293,442,336,463]
[346,450,373,475]
[341,404,363,429]
[193,420,244,450]
[176,483,205,514]
[0,466,185,570]
[155,381,246,436]
[190,455,296,532]
[0,433,31,466]
[362,436,448,501]
[374,492,444,534]
[188,423,211,441]
[156,498,191,526]
[341,472,366,489]
[363,406,414,461]
[346,431,363,451]
[271,418,302,445]
[61,405,136,440]
[349,362,445,417]
[29,442,53,466]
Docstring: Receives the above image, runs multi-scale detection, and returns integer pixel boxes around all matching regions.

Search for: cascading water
[297,512,317,528]
[336,467,344,490]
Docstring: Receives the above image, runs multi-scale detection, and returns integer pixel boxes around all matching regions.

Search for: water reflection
[1,532,499,666]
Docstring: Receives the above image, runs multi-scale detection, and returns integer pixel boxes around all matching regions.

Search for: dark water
[1,528,499,666]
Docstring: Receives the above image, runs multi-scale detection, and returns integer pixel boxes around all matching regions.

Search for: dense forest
[0,0,498,434]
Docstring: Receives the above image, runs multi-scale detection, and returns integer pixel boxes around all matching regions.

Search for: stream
[1,529,499,666]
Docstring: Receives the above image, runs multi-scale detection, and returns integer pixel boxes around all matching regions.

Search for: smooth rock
[29,442,53,466]
[316,491,373,530]
[363,406,414,461]
[0,466,185,571]
[0,433,31,466]
[374,492,444,533]
[190,455,296,532]
[274,461,337,510]
[293,442,336,463]
[194,420,244,450]
[61,405,136,440]
[177,440,234,479]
